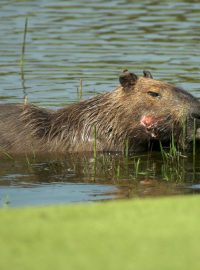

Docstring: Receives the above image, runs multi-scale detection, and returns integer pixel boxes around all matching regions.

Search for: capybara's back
[0,70,200,154]
[0,104,53,153]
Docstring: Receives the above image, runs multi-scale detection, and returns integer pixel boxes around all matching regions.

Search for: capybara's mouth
[140,115,158,138]
[141,115,200,144]
[140,115,170,139]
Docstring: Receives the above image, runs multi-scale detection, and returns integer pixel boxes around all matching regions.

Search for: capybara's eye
[147,91,160,98]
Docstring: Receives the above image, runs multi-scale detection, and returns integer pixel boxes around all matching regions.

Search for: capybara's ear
[143,70,153,79]
[119,70,138,91]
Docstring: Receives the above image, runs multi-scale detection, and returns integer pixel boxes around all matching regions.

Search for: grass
[132,157,140,178]
[158,120,198,182]
[20,17,28,102]
[20,17,28,69]
[77,79,83,100]
[159,129,187,181]
[193,119,196,180]
[20,17,28,99]
[0,196,200,270]
[93,125,97,159]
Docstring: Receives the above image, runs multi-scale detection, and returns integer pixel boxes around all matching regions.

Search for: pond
[0,0,200,207]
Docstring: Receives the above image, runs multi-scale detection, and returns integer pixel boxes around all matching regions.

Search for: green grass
[0,196,200,270]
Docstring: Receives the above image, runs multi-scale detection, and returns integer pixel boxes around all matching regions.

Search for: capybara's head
[118,69,200,149]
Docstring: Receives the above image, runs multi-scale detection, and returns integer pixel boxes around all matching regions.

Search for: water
[0,183,118,207]
[0,0,200,207]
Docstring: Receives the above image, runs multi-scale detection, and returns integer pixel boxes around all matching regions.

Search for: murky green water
[0,0,200,207]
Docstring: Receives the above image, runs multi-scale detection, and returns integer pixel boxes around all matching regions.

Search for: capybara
[0,70,200,154]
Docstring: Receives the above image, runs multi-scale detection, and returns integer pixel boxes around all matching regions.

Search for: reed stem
[20,17,28,98]
[93,126,97,159]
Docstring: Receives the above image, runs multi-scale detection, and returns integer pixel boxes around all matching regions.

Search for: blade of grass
[193,118,196,181]
[20,17,28,98]
[93,126,97,160]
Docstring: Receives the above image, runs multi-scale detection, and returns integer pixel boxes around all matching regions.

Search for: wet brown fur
[0,70,200,154]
